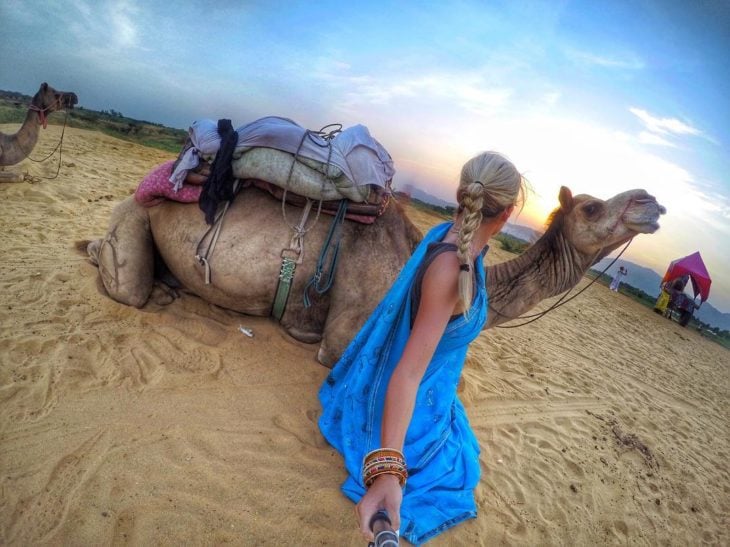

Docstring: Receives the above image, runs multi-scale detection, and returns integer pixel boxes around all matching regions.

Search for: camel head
[551,186,666,264]
[31,82,78,128]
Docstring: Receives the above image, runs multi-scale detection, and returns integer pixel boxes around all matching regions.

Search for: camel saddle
[243,178,390,225]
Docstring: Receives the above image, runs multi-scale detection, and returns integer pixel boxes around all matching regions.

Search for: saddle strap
[302,199,348,308]
[272,258,297,321]
[271,199,314,321]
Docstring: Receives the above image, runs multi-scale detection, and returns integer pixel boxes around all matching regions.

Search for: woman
[319,151,526,544]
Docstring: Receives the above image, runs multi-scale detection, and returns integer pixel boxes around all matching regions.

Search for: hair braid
[453,151,527,315]
[456,182,485,313]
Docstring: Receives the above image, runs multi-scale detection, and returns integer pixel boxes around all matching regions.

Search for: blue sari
[318,221,488,544]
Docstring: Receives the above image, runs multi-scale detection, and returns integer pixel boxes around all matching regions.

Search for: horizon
[1,0,728,312]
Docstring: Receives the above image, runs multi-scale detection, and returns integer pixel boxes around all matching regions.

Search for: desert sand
[1,125,728,545]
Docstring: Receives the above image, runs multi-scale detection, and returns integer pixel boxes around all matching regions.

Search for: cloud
[638,131,676,147]
[629,107,702,137]
[629,107,721,150]
[629,107,702,135]
[59,0,144,53]
[310,61,513,116]
[2,0,36,24]
[565,48,645,70]
[109,0,140,48]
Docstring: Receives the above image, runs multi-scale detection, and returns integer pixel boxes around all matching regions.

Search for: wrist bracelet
[362,448,408,488]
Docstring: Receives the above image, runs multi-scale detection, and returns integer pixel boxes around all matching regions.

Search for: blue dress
[318,221,489,545]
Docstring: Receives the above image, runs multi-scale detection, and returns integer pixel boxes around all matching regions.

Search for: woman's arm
[356,250,461,540]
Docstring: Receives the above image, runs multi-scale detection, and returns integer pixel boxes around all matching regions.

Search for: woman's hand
[356,474,402,541]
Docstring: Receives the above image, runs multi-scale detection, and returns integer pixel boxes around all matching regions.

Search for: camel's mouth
[58,92,78,110]
[623,197,666,234]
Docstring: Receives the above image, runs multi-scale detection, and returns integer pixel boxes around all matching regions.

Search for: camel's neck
[0,109,41,166]
[484,229,594,328]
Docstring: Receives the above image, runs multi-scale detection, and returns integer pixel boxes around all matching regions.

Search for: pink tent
[661,251,712,302]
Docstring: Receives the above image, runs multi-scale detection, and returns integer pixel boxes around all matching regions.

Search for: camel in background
[0,82,77,180]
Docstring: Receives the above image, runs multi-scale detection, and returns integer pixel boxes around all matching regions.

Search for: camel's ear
[41,82,48,91]
[558,186,574,212]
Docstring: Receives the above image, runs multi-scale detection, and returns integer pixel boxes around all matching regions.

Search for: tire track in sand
[472,397,607,426]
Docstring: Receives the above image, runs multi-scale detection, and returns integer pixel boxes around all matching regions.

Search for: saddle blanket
[135,161,388,224]
[136,160,202,207]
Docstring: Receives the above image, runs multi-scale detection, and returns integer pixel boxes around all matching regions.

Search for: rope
[279,124,342,237]
[303,198,348,308]
[493,238,633,329]
[272,123,342,320]
[492,198,637,329]
[285,199,315,263]
[195,180,241,284]
[25,109,69,180]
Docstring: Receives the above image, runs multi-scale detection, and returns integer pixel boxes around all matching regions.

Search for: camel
[0,82,78,171]
[85,182,665,367]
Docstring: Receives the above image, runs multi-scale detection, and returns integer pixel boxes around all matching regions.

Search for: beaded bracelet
[362,448,408,488]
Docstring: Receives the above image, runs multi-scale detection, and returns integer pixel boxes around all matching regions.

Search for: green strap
[303,199,348,308]
[272,257,297,321]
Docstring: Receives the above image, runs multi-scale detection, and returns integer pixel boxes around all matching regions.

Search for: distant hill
[398,185,455,209]
[502,222,542,243]
[591,257,730,331]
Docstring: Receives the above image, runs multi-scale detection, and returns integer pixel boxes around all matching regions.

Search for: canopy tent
[661,251,712,303]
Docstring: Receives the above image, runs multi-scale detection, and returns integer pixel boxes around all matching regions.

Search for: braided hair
[455,152,525,313]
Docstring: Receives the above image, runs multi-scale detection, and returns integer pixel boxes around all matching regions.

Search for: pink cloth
[134,160,384,224]
[135,160,203,207]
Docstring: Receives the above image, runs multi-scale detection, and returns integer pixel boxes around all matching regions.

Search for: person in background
[610,265,628,292]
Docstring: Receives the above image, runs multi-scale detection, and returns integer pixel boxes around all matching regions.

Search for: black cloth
[199,119,238,224]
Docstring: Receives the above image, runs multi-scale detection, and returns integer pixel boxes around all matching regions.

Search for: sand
[1,125,728,545]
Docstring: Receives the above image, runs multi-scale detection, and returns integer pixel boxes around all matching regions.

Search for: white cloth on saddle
[169,119,222,191]
[234,116,395,188]
[169,116,395,193]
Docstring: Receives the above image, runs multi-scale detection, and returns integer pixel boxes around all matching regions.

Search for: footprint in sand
[7,431,109,544]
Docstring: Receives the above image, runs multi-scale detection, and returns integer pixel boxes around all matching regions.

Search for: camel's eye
[582,202,601,217]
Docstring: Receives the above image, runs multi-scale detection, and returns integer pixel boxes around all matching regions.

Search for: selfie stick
[368,510,399,547]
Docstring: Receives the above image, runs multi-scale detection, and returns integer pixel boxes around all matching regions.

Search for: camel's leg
[317,261,391,368]
[317,210,419,368]
[90,197,154,308]
[0,170,24,183]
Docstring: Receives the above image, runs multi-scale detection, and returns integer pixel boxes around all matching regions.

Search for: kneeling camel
[86,185,665,367]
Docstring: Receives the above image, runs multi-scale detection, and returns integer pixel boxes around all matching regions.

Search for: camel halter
[25,99,70,180]
[492,198,636,329]
[28,99,58,130]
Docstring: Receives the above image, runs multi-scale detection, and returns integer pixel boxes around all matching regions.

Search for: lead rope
[492,199,636,328]
[492,238,633,328]
[25,106,69,180]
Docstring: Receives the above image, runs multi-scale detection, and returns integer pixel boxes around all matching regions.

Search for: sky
[2,0,729,312]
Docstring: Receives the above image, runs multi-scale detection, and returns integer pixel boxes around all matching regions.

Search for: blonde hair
[455,151,526,313]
